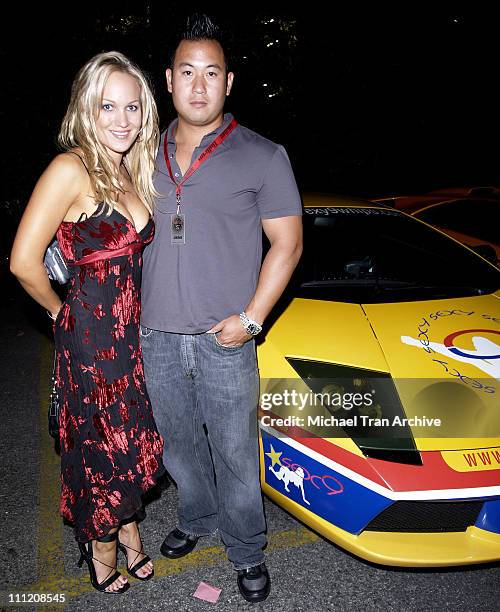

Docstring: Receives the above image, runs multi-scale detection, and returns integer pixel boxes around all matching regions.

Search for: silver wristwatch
[239,311,262,336]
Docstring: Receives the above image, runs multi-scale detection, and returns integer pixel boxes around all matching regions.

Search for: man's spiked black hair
[170,13,230,72]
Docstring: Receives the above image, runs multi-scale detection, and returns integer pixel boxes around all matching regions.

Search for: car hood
[259,292,500,450]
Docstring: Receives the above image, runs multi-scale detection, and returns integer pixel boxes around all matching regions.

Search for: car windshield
[291,206,500,303]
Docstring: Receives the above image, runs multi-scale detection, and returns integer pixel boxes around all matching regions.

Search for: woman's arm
[10,153,85,318]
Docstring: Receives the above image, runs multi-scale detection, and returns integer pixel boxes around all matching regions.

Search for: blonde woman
[10,52,165,594]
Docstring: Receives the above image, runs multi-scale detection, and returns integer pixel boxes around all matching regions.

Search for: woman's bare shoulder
[48,150,86,174]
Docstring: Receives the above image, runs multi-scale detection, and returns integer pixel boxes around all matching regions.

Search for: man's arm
[209,215,303,346]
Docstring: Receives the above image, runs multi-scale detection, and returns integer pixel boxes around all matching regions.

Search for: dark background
[2,2,498,256]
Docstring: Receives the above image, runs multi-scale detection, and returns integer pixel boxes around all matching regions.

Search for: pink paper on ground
[193,581,222,603]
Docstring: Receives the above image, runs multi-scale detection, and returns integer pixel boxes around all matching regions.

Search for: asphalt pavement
[0,274,499,612]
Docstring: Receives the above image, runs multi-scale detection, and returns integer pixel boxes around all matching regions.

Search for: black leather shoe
[237,563,271,602]
[160,528,199,559]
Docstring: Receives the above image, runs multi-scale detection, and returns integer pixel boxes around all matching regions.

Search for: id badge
[170,213,186,244]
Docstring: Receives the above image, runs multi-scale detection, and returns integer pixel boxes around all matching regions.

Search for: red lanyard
[163,118,238,211]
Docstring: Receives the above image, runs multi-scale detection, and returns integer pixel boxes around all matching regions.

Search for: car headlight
[285,358,422,465]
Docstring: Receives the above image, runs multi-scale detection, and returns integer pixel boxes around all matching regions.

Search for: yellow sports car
[257,194,500,567]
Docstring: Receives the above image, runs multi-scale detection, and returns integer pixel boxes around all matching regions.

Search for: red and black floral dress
[53,206,165,542]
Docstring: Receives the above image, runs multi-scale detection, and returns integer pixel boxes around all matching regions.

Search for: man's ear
[166,68,173,93]
[226,72,234,96]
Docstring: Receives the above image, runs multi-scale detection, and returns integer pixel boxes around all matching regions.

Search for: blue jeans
[140,328,266,569]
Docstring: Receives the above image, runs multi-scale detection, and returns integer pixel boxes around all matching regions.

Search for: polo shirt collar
[166,113,234,146]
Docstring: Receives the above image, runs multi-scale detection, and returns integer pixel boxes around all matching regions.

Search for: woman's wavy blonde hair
[58,51,159,213]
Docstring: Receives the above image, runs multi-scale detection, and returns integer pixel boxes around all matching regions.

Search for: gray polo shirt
[141,113,302,334]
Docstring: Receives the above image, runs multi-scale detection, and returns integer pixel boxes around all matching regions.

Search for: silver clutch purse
[44,239,72,284]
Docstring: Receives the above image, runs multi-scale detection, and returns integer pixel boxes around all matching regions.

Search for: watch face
[240,313,261,335]
[247,322,262,335]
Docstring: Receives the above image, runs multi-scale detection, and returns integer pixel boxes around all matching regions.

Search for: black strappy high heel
[117,516,154,581]
[118,540,154,581]
[77,532,129,593]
